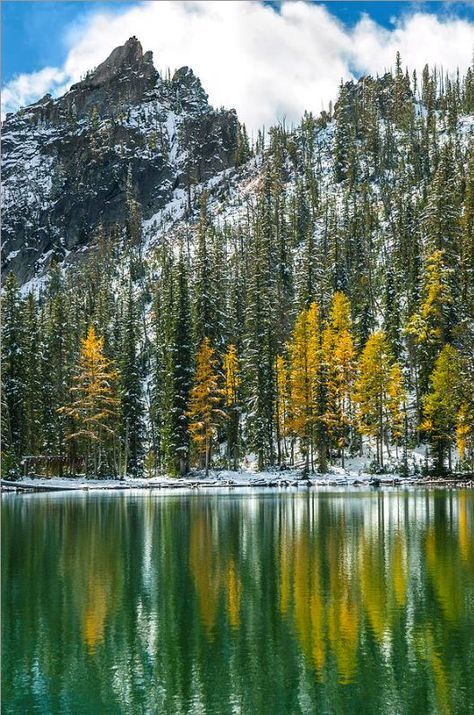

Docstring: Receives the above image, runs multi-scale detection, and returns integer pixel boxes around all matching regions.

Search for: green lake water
[2,488,474,714]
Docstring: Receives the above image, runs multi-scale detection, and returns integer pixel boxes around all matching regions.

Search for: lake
[2,488,474,714]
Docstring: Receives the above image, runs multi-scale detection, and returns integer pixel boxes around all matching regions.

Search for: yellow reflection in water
[189,510,242,634]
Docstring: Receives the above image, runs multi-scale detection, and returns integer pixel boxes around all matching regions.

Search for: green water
[2,488,474,715]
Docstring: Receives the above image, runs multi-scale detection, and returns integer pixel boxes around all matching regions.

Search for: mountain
[2,40,474,479]
[2,37,239,283]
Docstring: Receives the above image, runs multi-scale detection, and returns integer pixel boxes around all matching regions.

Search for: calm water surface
[2,488,474,714]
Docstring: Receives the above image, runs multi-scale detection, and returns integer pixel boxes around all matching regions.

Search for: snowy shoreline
[2,470,473,494]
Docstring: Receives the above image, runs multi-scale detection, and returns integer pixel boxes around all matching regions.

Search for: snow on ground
[4,470,411,492]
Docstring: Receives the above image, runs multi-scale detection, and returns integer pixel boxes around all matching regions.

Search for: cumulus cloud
[2,66,67,115]
[3,1,474,130]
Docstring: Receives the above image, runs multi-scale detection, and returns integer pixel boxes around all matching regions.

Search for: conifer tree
[161,249,193,476]
[355,331,403,469]
[120,279,145,477]
[23,293,43,457]
[275,354,289,467]
[288,302,321,473]
[321,292,356,466]
[244,178,278,469]
[422,344,461,473]
[223,344,240,470]
[187,337,225,475]
[193,197,222,349]
[59,325,119,476]
[1,273,26,472]
[406,249,453,394]
[41,265,72,473]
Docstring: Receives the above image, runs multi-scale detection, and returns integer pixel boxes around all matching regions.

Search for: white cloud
[2,67,66,116]
[3,1,474,130]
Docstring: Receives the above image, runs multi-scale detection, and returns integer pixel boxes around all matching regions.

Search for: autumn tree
[321,292,356,466]
[406,249,453,395]
[288,302,322,473]
[355,331,405,469]
[422,344,461,473]
[223,344,240,470]
[187,337,225,475]
[60,325,119,476]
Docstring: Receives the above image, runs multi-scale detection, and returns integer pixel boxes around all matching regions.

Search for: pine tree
[1,273,26,467]
[460,151,474,314]
[187,337,225,475]
[161,249,193,476]
[243,178,278,470]
[23,293,43,456]
[275,354,289,467]
[40,265,72,474]
[193,197,223,349]
[234,122,251,167]
[59,325,119,476]
[120,279,145,477]
[1,274,26,474]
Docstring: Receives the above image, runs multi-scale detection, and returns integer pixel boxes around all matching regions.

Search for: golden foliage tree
[59,324,119,476]
[321,292,356,466]
[187,337,225,474]
[288,301,321,472]
[223,344,240,469]
[355,331,405,468]
[406,249,453,396]
[422,344,461,473]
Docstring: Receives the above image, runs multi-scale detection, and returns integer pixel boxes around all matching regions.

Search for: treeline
[2,57,474,478]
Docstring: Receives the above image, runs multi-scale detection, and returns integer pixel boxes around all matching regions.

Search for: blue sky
[2,2,136,83]
[3,1,474,130]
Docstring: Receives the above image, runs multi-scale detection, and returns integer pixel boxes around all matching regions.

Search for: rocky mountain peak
[77,36,156,89]
[2,37,239,285]
[64,37,159,118]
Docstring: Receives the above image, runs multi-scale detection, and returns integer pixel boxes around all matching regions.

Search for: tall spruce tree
[120,278,145,477]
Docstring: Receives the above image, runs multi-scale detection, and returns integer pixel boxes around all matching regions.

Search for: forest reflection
[3,489,474,715]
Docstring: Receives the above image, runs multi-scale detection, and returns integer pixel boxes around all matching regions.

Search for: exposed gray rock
[2,37,238,284]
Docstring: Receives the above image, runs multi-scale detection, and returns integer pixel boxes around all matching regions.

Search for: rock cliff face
[2,37,239,283]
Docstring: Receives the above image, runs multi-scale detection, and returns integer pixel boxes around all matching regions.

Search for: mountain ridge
[2,37,239,284]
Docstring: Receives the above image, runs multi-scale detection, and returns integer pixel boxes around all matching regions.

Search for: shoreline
[2,473,474,494]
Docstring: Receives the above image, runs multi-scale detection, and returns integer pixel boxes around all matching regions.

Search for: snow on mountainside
[2,37,238,284]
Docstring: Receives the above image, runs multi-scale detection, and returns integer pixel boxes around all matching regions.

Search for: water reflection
[2,489,474,714]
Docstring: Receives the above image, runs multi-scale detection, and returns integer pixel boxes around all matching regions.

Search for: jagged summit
[62,37,159,119]
[71,36,158,91]
[95,36,152,79]
[1,37,239,283]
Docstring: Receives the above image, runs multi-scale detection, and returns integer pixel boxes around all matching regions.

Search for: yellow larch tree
[406,249,453,401]
[321,292,356,467]
[456,401,473,467]
[354,330,404,469]
[223,344,240,470]
[422,344,461,473]
[387,363,406,458]
[59,324,119,476]
[187,337,225,475]
[288,301,321,473]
